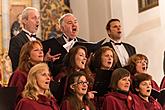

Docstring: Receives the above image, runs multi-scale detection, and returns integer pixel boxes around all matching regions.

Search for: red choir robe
[8,69,28,106]
[60,99,90,110]
[102,91,145,110]
[138,95,162,110]
[15,95,59,110]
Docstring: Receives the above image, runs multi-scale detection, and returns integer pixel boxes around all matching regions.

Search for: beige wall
[70,0,165,85]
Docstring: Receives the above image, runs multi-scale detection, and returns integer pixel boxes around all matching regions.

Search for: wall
[70,0,111,41]
[70,0,165,85]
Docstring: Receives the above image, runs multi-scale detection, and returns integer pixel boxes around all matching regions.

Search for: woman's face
[30,43,44,64]
[135,59,148,73]
[100,50,114,70]
[74,76,88,96]
[117,76,131,92]
[137,80,152,98]
[75,48,87,71]
[36,68,51,93]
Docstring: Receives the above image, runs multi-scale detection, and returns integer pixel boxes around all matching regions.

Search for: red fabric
[151,80,160,91]
[60,99,91,110]
[8,69,27,106]
[160,76,165,89]
[102,92,145,110]
[138,96,162,110]
[15,95,59,110]
[60,100,72,110]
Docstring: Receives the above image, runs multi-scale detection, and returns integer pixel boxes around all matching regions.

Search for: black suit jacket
[8,31,41,72]
[42,34,86,77]
[103,41,136,68]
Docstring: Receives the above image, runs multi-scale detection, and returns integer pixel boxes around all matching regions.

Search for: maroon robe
[60,99,90,110]
[138,96,162,110]
[160,76,165,89]
[8,69,28,105]
[102,91,145,110]
[15,95,59,110]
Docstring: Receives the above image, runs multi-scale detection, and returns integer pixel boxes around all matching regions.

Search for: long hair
[18,40,43,74]
[63,45,87,72]
[64,71,95,110]
[22,63,52,100]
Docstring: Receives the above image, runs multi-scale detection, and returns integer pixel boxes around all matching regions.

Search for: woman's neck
[76,94,83,101]
[139,93,149,102]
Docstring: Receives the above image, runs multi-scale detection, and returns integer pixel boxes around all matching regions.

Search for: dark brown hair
[110,68,130,90]
[64,71,95,110]
[106,18,120,31]
[64,45,87,69]
[133,73,152,89]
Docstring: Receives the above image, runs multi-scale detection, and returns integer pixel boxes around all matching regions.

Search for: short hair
[126,54,148,75]
[106,18,120,31]
[59,13,74,26]
[91,46,118,70]
[21,7,38,20]
[18,40,43,73]
[22,63,52,100]
[133,73,152,89]
[110,68,130,90]
[64,46,87,69]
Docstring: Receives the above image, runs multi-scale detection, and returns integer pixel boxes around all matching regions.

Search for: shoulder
[77,37,86,42]
[15,98,35,110]
[60,99,71,110]
[122,42,135,48]
[102,42,113,47]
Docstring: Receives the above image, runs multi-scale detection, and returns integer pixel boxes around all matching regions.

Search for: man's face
[107,21,122,41]
[23,10,40,33]
[60,15,79,39]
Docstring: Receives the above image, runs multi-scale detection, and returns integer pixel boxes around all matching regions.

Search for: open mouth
[36,24,39,28]
[146,89,151,93]
[118,31,121,34]
[107,61,112,65]
[142,67,146,71]
[45,81,50,85]
[72,27,77,32]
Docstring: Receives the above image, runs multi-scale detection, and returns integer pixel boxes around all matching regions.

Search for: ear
[70,84,75,90]
[135,88,139,92]
[107,30,111,35]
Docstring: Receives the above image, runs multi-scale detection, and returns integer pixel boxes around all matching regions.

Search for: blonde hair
[22,63,52,100]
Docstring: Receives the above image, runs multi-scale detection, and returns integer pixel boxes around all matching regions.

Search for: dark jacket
[103,41,136,68]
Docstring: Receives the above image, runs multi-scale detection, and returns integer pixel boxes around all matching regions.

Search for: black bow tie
[30,34,36,38]
[110,40,122,45]
[23,31,36,38]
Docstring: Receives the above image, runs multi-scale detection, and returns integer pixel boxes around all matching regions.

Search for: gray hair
[59,13,74,26]
[21,7,38,20]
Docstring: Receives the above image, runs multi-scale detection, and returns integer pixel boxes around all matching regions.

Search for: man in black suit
[42,13,86,76]
[8,7,41,72]
[56,13,86,52]
[103,18,136,68]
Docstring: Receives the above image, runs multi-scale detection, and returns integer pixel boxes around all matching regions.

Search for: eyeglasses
[77,81,89,85]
